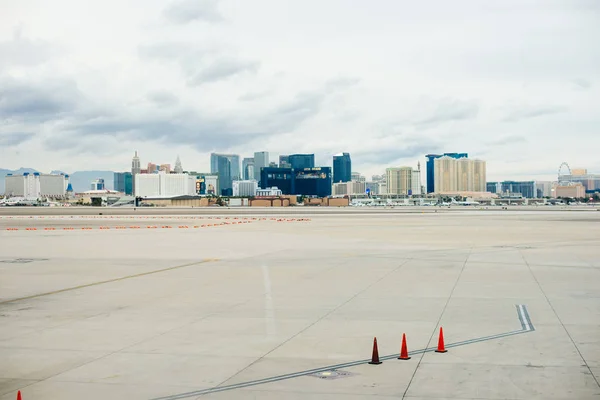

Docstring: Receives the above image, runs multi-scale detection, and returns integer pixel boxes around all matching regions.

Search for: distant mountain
[0,168,116,194]
[68,171,115,192]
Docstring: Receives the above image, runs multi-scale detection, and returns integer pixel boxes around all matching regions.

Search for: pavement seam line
[0,259,219,305]
[210,258,414,394]
[401,245,473,400]
[518,249,600,389]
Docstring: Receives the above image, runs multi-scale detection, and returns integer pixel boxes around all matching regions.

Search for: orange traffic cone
[368,337,383,364]
[17,391,22,400]
[435,327,448,353]
[398,333,411,360]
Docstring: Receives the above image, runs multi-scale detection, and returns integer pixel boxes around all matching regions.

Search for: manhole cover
[308,370,355,380]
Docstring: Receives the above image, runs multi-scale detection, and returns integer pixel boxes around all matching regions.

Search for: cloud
[163,0,223,24]
[139,42,257,85]
[414,98,479,127]
[502,105,568,122]
[238,90,271,102]
[187,58,259,85]
[571,78,592,90]
[0,132,34,146]
[354,143,441,165]
[487,135,528,146]
[0,77,81,121]
[0,26,61,68]
[146,91,179,106]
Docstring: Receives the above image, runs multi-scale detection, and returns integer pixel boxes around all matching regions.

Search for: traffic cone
[368,337,382,364]
[17,390,22,400]
[398,333,411,360]
[435,327,448,353]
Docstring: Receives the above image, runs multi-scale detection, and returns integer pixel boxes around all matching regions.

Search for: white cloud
[0,0,599,181]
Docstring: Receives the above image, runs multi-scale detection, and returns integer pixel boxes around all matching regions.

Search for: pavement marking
[150,305,533,400]
[0,258,220,305]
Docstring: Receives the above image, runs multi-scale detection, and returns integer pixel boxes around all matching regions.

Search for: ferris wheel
[558,162,572,185]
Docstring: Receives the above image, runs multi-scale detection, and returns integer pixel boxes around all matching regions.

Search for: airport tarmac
[1,210,599,399]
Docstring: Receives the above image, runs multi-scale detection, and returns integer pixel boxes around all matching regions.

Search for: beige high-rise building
[456,158,474,191]
[434,156,486,193]
[386,167,413,195]
[434,156,458,192]
[473,159,487,192]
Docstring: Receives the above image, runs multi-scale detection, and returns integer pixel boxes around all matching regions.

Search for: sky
[0,0,599,181]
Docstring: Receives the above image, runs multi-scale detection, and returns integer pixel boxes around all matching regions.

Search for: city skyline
[1,1,599,180]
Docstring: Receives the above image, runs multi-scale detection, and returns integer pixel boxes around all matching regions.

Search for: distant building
[260,167,294,194]
[333,153,352,183]
[411,162,422,195]
[500,181,536,198]
[560,173,600,192]
[253,151,269,182]
[242,158,255,180]
[536,181,554,198]
[434,156,486,193]
[571,168,587,176]
[294,167,332,197]
[554,184,586,198]
[269,162,278,167]
[426,152,468,193]
[257,187,283,197]
[4,172,69,199]
[159,164,171,174]
[135,172,196,198]
[351,172,366,183]
[131,151,141,195]
[233,180,258,197]
[386,167,413,195]
[174,156,183,174]
[91,178,105,191]
[114,172,133,195]
[365,181,380,195]
[487,182,500,194]
[371,175,384,183]
[279,155,291,168]
[288,154,315,170]
[210,153,240,196]
[332,181,366,196]
[379,182,388,194]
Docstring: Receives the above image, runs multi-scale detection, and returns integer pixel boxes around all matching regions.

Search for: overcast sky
[1,0,599,180]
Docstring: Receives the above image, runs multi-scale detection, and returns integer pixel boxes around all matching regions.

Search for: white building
[233,180,258,197]
[202,175,219,195]
[351,172,366,183]
[256,187,283,196]
[332,181,367,196]
[91,178,105,190]
[135,172,196,198]
[411,163,422,195]
[4,173,68,199]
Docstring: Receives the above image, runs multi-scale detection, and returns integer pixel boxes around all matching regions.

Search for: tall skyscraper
[174,156,183,174]
[114,172,133,195]
[433,156,486,193]
[253,151,269,182]
[333,153,352,183]
[131,151,141,195]
[279,155,291,168]
[211,153,240,195]
[411,162,422,195]
[386,167,413,195]
[289,154,315,170]
[426,153,468,193]
[242,158,255,180]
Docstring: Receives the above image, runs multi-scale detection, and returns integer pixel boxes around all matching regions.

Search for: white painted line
[518,304,531,331]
